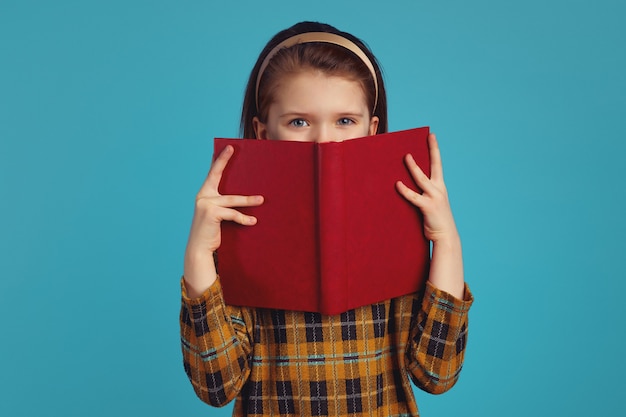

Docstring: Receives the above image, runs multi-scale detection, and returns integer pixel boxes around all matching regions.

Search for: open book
[215,127,431,315]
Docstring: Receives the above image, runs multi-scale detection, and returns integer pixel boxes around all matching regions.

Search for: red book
[214,126,431,315]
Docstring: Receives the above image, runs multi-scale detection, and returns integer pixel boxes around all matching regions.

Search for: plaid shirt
[180,277,473,417]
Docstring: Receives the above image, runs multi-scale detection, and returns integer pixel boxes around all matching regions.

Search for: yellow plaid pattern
[181,277,473,417]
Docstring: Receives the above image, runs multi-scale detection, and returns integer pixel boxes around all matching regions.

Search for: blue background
[1,0,625,416]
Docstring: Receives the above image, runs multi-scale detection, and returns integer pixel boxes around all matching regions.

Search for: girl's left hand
[396,133,459,244]
[396,133,465,299]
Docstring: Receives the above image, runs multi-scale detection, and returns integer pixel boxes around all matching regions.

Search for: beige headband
[255,32,379,113]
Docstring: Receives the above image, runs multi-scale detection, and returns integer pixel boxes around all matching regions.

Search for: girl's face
[253,71,379,143]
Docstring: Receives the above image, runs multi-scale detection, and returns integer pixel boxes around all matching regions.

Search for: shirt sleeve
[180,276,254,407]
[406,281,474,394]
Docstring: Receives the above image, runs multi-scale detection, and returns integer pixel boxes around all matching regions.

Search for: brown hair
[240,21,388,138]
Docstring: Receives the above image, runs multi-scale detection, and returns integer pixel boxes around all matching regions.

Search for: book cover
[214,126,431,315]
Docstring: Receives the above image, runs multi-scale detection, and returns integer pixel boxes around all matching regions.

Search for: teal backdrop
[1,0,625,416]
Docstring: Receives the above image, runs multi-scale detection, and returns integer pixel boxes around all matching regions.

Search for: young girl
[181,21,473,417]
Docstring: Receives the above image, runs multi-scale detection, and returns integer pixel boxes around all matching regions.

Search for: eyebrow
[277,112,308,118]
[277,111,367,119]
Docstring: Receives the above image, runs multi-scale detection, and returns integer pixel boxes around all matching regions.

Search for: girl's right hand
[183,145,264,298]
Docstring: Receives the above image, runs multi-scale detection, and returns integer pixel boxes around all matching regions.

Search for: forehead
[270,70,369,112]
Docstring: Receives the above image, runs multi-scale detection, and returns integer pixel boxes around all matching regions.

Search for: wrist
[183,248,218,298]
[431,232,461,249]
[185,245,214,263]
[429,232,464,299]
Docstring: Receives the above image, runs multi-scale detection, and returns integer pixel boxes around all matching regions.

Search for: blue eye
[289,119,309,128]
[338,118,355,126]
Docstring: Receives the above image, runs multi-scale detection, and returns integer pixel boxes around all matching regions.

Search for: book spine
[316,143,348,314]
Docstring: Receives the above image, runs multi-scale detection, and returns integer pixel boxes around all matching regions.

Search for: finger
[216,206,259,226]
[199,145,235,196]
[210,194,264,208]
[428,134,444,183]
[396,180,426,209]
[404,153,435,194]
